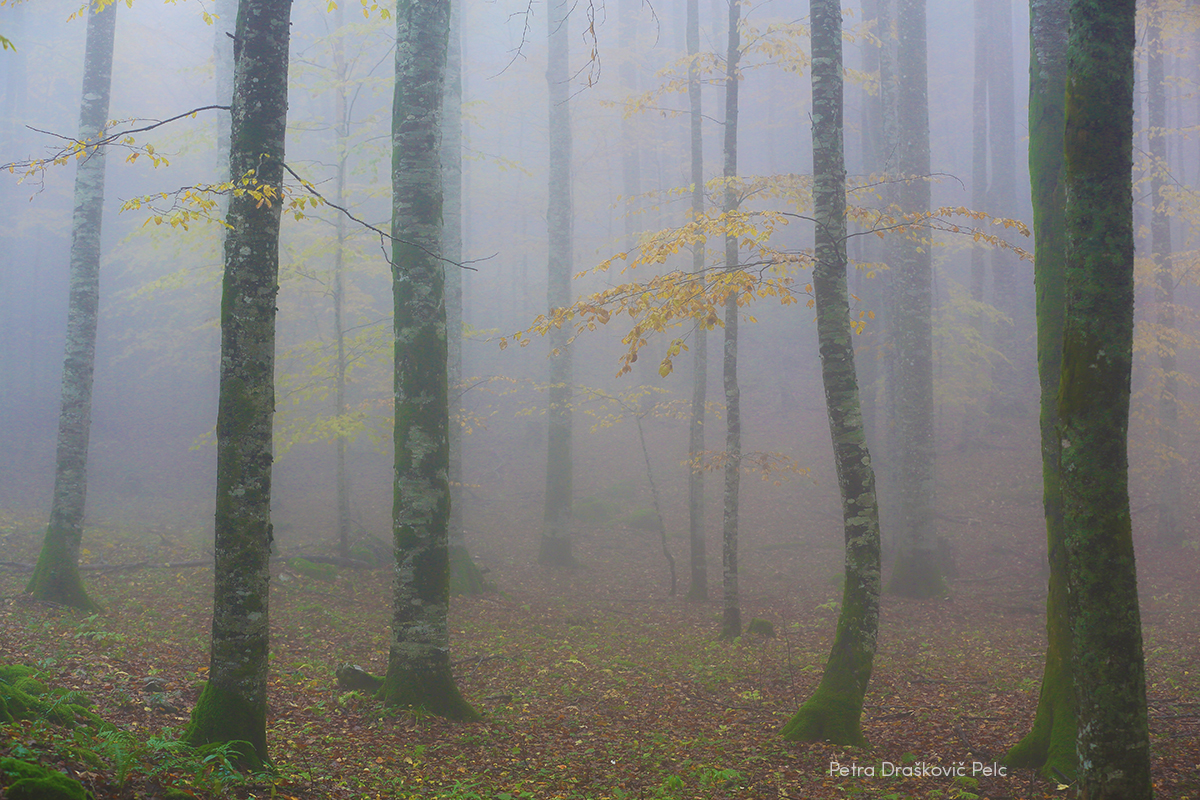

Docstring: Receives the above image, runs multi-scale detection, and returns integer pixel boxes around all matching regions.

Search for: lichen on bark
[782,0,880,746]
[25,0,116,613]
[184,0,292,764]
[379,0,477,723]
[1056,2,1151,797]
[1002,0,1075,782]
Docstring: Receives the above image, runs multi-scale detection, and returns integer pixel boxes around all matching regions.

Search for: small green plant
[287,557,338,581]
[746,618,775,637]
[699,766,744,788]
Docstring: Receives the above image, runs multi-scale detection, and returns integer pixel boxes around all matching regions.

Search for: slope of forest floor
[1,498,1197,800]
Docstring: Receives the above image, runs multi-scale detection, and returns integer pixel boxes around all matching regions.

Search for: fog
[1,0,1193,571]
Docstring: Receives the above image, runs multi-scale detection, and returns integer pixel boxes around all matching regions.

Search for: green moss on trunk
[24,528,99,612]
[377,662,480,721]
[1002,0,1075,782]
[449,544,491,595]
[183,681,267,767]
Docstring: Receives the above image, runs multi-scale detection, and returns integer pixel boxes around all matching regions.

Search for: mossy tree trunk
[25,0,116,613]
[443,0,485,595]
[685,0,708,603]
[1002,0,1074,781]
[184,0,292,764]
[540,0,575,568]
[781,0,881,746]
[886,0,945,599]
[1058,1,1151,796]
[1147,2,1182,548]
[718,0,742,642]
[378,0,477,722]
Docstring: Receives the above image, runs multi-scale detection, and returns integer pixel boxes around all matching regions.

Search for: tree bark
[885,0,944,598]
[378,0,478,722]
[719,0,742,642]
[183,0,292,764]
[781,0,881,746]
[540,0,575,568]
[1002,0,1075,780]
[24,0,117,613]
[685,0,708,603]
[1058,1,1151,796]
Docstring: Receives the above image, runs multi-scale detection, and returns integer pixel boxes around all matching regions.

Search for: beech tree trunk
[781,0,881,746]
[1058,1,1151,796]
[24,0,117,613]
[331,0,352,560]
[719,0,742,642]
[685,0,708,603]
[183,0,292,763]
[885,0,945,599]
[540,0,575,567]
[378,0,477,722]
[1002,0,1075,780]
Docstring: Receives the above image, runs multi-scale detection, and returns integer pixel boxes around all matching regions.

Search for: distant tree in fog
[885,0,946,599]
[377,0,478,721]
[685,0,708,603]
[444,0,488,595]
[1001,0,1074,780]
[540,0,576,568]
[1145,1,1183,548]
[718,0,743,642]
[1056,0,1151,796]
[24,0,116,613]
[183,0,292,763]
[781,0,881,746]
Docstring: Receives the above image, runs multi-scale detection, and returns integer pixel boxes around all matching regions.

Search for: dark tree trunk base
[377,664,480,722]
[450,545,492,595]
[183,680,269,768]
[887,553,948,599]
[538,536,576,568]
[24,529,99,613]
[781,686,867,747]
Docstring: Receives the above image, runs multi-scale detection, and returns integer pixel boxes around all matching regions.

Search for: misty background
[3,0,1191,571]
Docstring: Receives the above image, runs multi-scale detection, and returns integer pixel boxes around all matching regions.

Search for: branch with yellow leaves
[500,175,1030,379]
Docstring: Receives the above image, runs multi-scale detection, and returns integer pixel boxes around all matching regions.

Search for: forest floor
[2,515,1198,799]
[2,419,1199,800]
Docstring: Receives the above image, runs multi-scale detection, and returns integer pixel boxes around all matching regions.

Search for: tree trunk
[781,0,881,746]
[378,0,478,722]
[1002,0,1075,780]
[719,0,742,642]
[987,0,1019,412]
[1059,1,1151,797]
[1147,3,1182,548]
[540,0,575,568]
[24,0,117,613]
[885,0,945,598]
[331,0,352,561]
[444,0,486,595]
[183,0,292,764]
[685,0,708,603]
[970,0,987,306]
